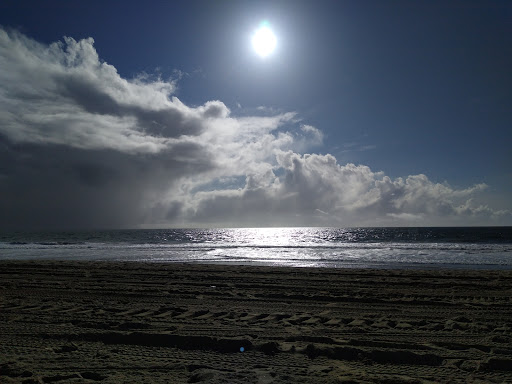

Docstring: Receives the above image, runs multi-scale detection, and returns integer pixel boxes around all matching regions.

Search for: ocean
[1,227,511,269]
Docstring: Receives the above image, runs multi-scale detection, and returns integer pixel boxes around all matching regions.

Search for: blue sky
[0,0,511,228]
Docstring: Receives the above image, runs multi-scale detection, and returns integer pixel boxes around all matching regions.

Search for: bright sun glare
[252,22,276,58]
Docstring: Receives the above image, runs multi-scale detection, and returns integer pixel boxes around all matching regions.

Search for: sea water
[1,227,511,269]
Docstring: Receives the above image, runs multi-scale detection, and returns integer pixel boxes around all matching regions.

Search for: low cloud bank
[0,28,509,228]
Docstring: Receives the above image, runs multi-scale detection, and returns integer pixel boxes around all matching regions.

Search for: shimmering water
[1,227,511,269]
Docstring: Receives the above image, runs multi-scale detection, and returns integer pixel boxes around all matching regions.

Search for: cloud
[0,28,509,229]
[175,152,510,227]
[301,124,323,146]
[0,29,212,152]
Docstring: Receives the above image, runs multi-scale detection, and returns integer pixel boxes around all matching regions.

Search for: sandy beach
[1,261,511,383]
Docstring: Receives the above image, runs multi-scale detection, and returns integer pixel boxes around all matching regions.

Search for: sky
[0,0,511,229]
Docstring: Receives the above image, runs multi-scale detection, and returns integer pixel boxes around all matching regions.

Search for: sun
[252,22,277,58]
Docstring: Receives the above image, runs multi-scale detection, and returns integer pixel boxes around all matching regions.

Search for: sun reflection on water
[2,227,511,269]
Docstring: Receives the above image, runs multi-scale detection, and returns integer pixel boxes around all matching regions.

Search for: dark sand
[1,261,512,383]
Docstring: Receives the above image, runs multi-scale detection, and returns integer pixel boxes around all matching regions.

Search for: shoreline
[1,260,511,383]
[2,258,512,271]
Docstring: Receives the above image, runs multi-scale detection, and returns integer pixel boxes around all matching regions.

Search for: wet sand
[1,261,511,383]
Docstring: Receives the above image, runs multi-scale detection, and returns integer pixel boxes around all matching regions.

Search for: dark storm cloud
[0,135,212,229]
[0,28,508,229]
